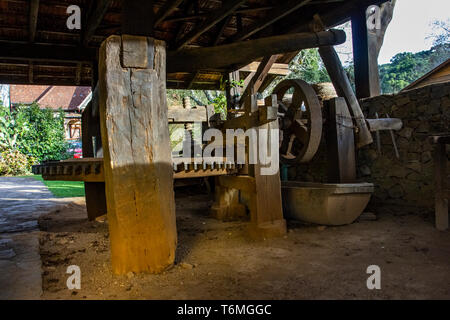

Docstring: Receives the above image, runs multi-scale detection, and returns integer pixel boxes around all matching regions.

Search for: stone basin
[281,181,374,226]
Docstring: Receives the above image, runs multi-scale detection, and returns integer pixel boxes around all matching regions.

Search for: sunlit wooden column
[98,35,177,274]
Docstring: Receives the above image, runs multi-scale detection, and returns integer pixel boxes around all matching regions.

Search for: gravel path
[0,177,72,299]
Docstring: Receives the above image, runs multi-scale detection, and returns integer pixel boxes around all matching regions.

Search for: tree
[0,103,70,162]
[379,43,450,93]
[429,19,450,47]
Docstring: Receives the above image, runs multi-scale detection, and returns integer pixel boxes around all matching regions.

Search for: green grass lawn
[15,175,85,198]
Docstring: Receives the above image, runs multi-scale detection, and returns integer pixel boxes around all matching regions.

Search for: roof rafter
[82,0,113,46]
[154,0,185,27]
[175,0,247,50]
[29,0,39,42]
[228,0,313,42]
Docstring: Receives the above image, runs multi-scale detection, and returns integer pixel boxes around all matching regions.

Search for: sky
[334,0,449,66]
[378,0,450,64]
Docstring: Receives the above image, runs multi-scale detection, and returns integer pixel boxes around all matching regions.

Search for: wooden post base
[210,183,247,221]
[84,182,107,220]
[248,219,287,240]
[99,35,176,274]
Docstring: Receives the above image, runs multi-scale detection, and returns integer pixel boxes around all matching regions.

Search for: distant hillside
[379,43,450,93]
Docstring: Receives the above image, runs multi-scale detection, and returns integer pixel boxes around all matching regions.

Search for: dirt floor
[38,187,450,300]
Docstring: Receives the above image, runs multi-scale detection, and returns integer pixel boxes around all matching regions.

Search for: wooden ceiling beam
[29,0,39,43]
[154,0,185,27]
[175,0,247,50]
[0,41,97,64]
[288,0,386,33]
[82,0,113,46]
[168,29,346,73]
[228,0,313,42]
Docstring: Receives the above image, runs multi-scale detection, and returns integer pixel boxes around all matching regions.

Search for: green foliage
[0,148,34,176]
[287,49,331,83]
[0,103,70,163]
[379,43,450,93]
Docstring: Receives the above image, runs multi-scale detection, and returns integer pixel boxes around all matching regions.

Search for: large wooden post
[98,35,177,274]
[352,7,381,99]
[248,96,286,239]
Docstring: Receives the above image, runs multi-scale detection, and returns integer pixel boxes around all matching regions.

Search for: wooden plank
[239,62,289,76]
[326,98,356,183]
[434,142,448,231]
[82,0,113,46]
[99,35,176,274]
[366,118,403,132]
[175,0,247,49]
[229,0,313,42]
[29,0,39,43]
[168,29,346,73]
[168,107,207,123]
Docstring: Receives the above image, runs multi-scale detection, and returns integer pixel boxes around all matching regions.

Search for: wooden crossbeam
[28,61,33,83]
[239,62,289,76]
[168,29,346,73]
[238,55,279,108]
[175,0,246,50]
[0,41,97,63]
[154,0,185,27]
[82,0,113,46]
[228,0,313,42]
[29,0,39,43]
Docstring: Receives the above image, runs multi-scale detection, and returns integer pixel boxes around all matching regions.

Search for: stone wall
[289,82,450,211]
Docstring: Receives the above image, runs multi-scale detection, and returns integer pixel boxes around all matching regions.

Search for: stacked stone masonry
[290,82,450,211]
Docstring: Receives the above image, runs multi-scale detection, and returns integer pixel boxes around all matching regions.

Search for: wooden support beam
[154,0,185,27]
[99,35,176,274]
[0,41,97,64]
[326,98,356,183]
[29,0,39,43]
[168,29,346,73]
[229,0,313,42]
[351,6,380,98]
[28,61,33,84]
[319,44,373,148]
[175,0,246,49]
[432,138,449,231]
[82,0,113,46]
[75,63,82,86]
[121,0,156,36]
[248,108,286,239]
[82,94,107,221]
[238,55,279,108]
[289,0,386,33]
